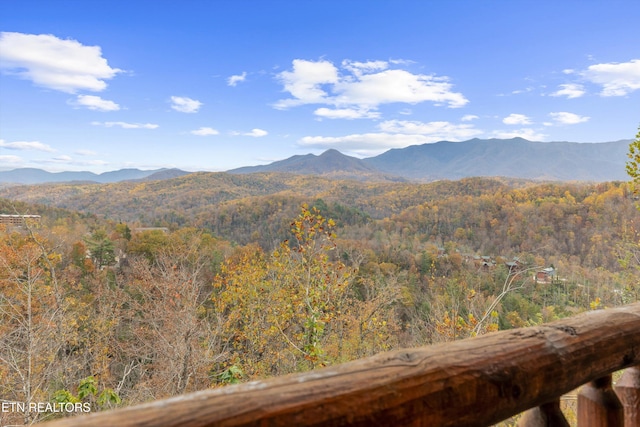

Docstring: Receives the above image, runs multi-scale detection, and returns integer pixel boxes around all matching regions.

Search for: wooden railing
[42,302,640,427]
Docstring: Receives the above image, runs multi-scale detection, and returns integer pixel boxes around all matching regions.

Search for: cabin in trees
[0,214,41,227]
[470,255,524,271]
[505,258,525,273]
[535,267,557,283]
[472,255,496,269]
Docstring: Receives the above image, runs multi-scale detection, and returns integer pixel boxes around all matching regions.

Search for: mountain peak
[228,148,400,181]
[320,148,343,156]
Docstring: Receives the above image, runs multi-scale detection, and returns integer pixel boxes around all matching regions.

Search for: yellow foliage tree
[214,205,397,380]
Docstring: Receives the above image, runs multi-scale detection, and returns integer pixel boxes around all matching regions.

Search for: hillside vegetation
[0,172,536,227]
[1,174,634,269]
[1,172,638,423]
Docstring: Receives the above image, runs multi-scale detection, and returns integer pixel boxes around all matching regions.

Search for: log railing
[42,302,640,427]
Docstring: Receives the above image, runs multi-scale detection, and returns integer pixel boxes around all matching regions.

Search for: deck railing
[42,302,640,427]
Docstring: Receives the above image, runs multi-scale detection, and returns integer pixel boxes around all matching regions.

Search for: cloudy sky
[1,0,639,172]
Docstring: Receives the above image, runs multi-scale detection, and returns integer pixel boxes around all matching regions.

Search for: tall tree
[626,125,640,192]
[115,228,224,402]
[84,229,116,269]
[0,226,65,424]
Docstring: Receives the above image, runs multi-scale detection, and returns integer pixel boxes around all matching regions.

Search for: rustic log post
[614,366,640,427]
[518,399,569,426]
[578,375,623,427]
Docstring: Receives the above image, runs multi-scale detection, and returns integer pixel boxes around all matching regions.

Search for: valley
[1,149,638,423]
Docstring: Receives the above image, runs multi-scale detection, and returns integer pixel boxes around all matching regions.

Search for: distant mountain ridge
[232,138,632,182]
[364,138,632,181]
[1,138,633,185]
[0,168,191,185]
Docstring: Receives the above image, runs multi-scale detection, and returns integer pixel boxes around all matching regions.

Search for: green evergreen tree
[85,229,116,268]
[626,125,640,193]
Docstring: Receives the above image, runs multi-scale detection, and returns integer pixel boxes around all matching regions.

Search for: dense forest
[1,170,640,424]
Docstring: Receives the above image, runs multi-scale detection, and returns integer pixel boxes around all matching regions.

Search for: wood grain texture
[578,376,623,427]
[518,400,570,426]
[42,303,640,427]
[614,366,640,427]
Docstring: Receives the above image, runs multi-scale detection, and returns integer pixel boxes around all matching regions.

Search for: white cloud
[550,83,586,99]
[0,155,22,163]
[92,121,158,129]
[584,59,640,96]
[36,155,72,166]
[72,94,120,111]
[27,157,109,170]
[246,128,268,137]
[0,32,122,93]
[0,139,55,152]
[389,58,416,66]
[314,107,380,120]
[336,69,468,108]
[298,120,482,156]
[461,114,479,121]
[42,157,108,167]
[549,112,590,125]
[231,128,268,137]
[378,120,481,139]
[511,87,534,95]
[274,59,339,109]
[52,155,73,163]
[227,72,247,86]
[341,60,388,76]
[502,114,532,125]
[82,159,109,166]
[299,133,430,156]
[75,149,97,156]
[274,58,468,112]
[191,127,219,136]
[492,128,546,140]
[170,96,202,113]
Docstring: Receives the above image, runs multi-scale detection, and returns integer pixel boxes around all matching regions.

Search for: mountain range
[230,138,632,182]
[0,138,633,185]
[0,167,190,185]
[364,137,631,181]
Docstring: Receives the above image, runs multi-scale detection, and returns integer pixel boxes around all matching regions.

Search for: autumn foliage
[1,163,639,422]
[214,205,398,378]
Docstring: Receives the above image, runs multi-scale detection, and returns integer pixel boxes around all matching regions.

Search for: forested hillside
[1,174,639,424]
[0,172,533,229]
[2,173,635,270]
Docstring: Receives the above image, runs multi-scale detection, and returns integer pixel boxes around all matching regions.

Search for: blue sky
[1,0,639,173]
